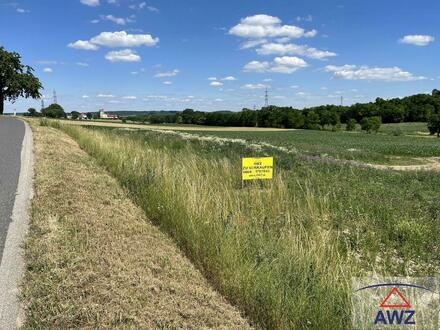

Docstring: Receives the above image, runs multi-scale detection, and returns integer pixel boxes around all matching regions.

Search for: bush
[42,103,65,118]
[27,107,40,117]
[360,116,381,133]
[427,114,440,137]
[346,119,357,131]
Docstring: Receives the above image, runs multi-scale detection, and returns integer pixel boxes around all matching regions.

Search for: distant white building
[99,109,118,119]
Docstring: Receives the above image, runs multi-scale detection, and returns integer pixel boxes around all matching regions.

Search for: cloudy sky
[1,0,439,113]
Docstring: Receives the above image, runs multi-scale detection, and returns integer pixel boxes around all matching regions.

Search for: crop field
[180,124,440,165]
[378,122,432,136]
[43,119,440,329]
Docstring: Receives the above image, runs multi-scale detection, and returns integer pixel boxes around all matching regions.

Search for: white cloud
[244,56,308,74]
[105,49,141,62]
[210,81,223,87]
[208,77,217,81]
[91,31,159,47]
[304,30,317,38]
[129,2,158,11]
[16,8,29,13]
[241,14,281,26]
[256,43,337,59]
[68,40,99,50]
[147,5,159,12]
[43,67,53,73]
[229,14,317,39]
[399,35,434,46]
[76,62,89,67]
[90,19,100,24]
[222,76,236,81]
[325,64,426,81]
[80,0,100,6]
[82,95,90,98]
[296,14,313,22]
[275,37,291,44]
[97,94,115,97]
[214,98,223,102]
[242,83,267,90]
[240,39,268,49]
[101,15,128,25]
[37,60,58,64]
[122,95,137,99]
[154,69,179,77]
[163,81,172,85]
[243,60,270,73]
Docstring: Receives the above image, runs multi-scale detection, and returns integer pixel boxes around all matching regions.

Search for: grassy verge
[47,121,355,329]
[39,120,440,329]
[22,119,250,329]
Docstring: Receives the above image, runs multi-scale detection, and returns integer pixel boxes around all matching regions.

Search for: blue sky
[1,0,440,113]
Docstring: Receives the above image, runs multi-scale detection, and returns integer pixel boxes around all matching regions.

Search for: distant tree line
[129,90,440,134]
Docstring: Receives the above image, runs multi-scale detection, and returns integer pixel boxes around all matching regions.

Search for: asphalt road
[0,117,25,264]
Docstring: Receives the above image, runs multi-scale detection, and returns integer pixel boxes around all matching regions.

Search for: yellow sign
[242,157,273,181]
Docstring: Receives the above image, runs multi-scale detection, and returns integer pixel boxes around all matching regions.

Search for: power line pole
[53,89,58,104]
[340,96,344,106]
[264,88,269,107]
[41,98,45,110]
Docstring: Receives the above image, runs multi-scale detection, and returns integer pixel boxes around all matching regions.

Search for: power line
[264,87,269,107]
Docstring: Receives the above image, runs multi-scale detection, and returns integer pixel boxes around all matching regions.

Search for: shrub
[360,116,381,133]
[346,119,357,131]
[427,114,440,137]
[42,103,65,118]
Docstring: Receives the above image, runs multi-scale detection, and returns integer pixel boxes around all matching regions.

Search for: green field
[379,122,430,135]
[178,123,440,164]
[49,120,440,329]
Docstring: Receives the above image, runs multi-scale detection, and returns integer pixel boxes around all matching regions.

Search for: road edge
[0,119,33,329]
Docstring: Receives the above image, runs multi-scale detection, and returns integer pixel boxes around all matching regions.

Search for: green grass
[179,125,440,164]
[49,121,440,329]
[379,122,429,136]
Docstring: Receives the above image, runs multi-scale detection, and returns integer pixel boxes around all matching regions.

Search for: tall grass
[56,123,356,329]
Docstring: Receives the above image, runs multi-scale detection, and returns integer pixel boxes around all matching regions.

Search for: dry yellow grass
[22,119,252,329]
[58,119,295,132]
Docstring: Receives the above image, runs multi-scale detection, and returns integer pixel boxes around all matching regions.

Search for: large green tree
[0,47,42,115]
[42,103,65,118]
[427,114,440,137]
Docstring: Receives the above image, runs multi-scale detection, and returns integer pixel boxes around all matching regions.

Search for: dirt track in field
[53,119,440,173]
[366,157,440,172]
[61,119,296,132]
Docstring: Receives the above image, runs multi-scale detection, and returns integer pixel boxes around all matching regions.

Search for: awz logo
[352,278,439,329]
[374,287,415,325]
